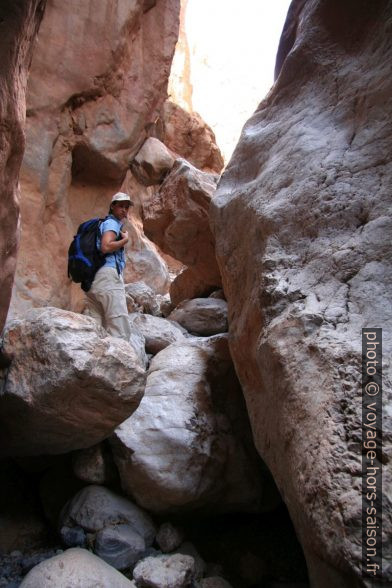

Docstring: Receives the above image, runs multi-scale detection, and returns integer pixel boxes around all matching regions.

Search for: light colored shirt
[99,215,126,273]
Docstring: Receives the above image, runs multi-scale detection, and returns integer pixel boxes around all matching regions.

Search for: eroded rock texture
[10,0,180,318]
[0,0,46,333]
[0,307,146,456]
[211,1,392,586]
[111,336,275,514]
[143,159,221,304]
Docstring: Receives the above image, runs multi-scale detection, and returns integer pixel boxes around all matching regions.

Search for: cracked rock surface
[211,0,392,586]
[0,307,146,457]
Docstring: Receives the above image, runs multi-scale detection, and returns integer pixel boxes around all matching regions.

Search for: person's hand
[120,230,129,244]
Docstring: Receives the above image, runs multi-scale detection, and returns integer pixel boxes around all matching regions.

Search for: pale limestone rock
[0,1,45,333]
[125,281,161,316]
[133,554,195,588]
[175,542,206,581]
[142,158,221,302]
[131,137,175,186]
[111,336,270,513]
[129,313,187,354]
[162,100,224,174]
[60,485,156,544]
[123,217,171,295]
[19,547,134,588]
[0,307,145,457]
[10,0,180,317]
[168,298,228,336]
[210,0,392,585]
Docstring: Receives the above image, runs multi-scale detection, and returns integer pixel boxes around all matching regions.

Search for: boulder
[168,298,228,336]
[19,547,134,588]
[156,523,184,554]
[129,313,187,354]
[0,1,45,332]
[111,336,273,513]
[72,442,117,485]
[0,307,146,456]
[162,101,224,174]
[130,137,175,186]
[175,542,206,581]
[170,267,217,307]
[142,159,221,295]
[125,281,162,316]
[60,485,156,545]
[123,217,171,295]
[133,554,195,588]
[95,524,146,570]
[210,0,392,585]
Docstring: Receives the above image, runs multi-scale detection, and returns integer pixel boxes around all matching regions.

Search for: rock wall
[9,0,180,320]
[0,0,46,334]
[211,0,392,586]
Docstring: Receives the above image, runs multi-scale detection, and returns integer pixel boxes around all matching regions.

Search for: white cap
[111,192,133,205]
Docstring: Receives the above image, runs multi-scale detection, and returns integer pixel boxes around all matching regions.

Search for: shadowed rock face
[211,1,392,586]
[0,0,46,333]
[9,0,180,319]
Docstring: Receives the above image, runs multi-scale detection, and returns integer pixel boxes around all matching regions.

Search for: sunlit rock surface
[20,548,135,588]
[211,0,392,586]
[0,307,146,456]
[9,0,180,319]
[0,1,45,332]
[111,336,275,514]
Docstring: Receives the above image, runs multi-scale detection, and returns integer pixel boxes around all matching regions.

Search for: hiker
[85,192,133,341]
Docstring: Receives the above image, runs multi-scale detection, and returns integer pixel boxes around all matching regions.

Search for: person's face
[111,201,130,221]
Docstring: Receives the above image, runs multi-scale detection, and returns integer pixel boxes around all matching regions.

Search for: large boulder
[0,307,146,456]
[0,1,45,333]
[123,217,171,295]
[111,336,276,513]
[130,137,175,186]
[142,159,222,302]
[168,298,228,336]
[129,313,187,354]
[9,0,180,317]
[19,547,134,588]
[162,100,224,174]
[210,1,392,586]
[60,485,156,570]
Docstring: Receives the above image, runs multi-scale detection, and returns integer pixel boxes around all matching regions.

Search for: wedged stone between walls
[0,0,46,334]
[142,158,222,304]
[9,0,181,319]
[211,0,392,586]
[110,335,279,514]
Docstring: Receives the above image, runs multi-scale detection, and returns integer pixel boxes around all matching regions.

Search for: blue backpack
[68,217,107,292]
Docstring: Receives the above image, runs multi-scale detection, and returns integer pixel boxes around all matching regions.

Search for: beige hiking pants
[85,267,131,341]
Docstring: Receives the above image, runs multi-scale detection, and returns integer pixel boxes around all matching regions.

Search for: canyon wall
[211,0,392,585]
[9,0,181,320]
[0,0,46,334]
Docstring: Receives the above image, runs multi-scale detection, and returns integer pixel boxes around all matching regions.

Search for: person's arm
[101,230,129,254]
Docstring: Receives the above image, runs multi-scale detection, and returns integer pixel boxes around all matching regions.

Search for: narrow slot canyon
[0,1,390,587]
